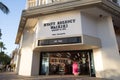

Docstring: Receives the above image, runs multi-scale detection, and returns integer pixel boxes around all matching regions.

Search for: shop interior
[40,50,95,76]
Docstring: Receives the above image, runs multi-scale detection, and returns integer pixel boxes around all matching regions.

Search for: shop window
[40,50,96,76]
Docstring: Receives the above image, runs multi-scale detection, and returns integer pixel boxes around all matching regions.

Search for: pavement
[0,72,111,80]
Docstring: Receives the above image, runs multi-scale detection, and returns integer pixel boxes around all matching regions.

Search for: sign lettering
[43,19,76,33]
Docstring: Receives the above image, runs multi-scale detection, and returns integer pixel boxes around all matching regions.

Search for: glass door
[40,53,49,75]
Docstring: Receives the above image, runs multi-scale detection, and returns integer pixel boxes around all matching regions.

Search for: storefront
[15,0,120,80]
[39,50,95,76]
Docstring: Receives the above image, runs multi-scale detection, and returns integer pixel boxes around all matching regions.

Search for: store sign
[44,19,75,32]
[38,11,81,38]
[43,19,76,36]
[38,37,81,46]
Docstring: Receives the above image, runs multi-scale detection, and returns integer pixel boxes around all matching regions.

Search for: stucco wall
[16,52,21,74]
[94,16,120,80]
[31,51,40,76]
[81,11,120,79]
[81,12,98,38]
[18,29,35,76]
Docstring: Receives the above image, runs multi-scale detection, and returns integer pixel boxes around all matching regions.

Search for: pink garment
[72,62,78,74]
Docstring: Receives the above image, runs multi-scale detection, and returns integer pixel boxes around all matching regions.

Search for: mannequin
[72,61,79,76]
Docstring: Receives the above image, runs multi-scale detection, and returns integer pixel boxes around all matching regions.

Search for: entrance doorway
[39,50,95,76]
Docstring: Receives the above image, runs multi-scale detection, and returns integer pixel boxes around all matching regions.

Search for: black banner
[38,37,81,46]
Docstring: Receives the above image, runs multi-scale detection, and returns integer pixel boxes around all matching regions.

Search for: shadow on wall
[99,69,120,80]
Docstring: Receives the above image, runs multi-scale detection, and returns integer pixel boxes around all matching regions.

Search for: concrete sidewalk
[0,72,111,80]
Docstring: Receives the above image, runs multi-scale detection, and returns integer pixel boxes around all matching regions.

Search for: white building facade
[15,0,120,80]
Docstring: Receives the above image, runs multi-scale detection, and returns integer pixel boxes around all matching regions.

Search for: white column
[18,48,33,76]
[93,49,104,77]
[31,51,40,76]
[16,51,21,74]
[96,16,120,80]
[18,29,35,76]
